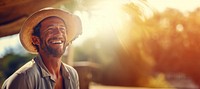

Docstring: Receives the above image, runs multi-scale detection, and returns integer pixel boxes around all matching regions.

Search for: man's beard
[40,38,67,57]
[46,44,66,57]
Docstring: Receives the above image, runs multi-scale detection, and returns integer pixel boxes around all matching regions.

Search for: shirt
[1,56,79,89]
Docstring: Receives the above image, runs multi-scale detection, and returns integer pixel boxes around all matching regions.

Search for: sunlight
[61,0,200,47]
[73,11,96,46]
[1,0,200,88]
[90,0,129,29]
[176,24,184,32]
[73,0,132,46]
[147,0,200,13]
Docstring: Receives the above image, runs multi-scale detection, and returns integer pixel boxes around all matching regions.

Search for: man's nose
[53,27,62,34]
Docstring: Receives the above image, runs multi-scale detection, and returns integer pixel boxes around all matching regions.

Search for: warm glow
[73,0,132,46]
[1,0,200,88]
[147,0,200,13]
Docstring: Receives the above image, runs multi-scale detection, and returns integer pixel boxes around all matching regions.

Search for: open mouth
[51,40,63,44]
[49,37,65,45]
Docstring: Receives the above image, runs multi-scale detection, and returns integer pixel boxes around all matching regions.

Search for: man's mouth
[51,40,63,44]
[49,37,65,45]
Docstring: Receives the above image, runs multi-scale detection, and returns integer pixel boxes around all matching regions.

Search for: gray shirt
[1,56,79,89]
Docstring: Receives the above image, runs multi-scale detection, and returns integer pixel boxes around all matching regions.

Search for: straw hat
[20,8,82,54]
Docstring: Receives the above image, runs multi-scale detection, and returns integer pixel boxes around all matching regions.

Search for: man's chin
[51,51,65,57]
[47,47,66,57]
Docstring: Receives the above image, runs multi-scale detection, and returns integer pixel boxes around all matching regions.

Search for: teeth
[52,41,62,44]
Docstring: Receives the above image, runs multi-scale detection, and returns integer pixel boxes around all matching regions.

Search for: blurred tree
[0,49,35,86]
[74,0,200,88]
[144,7,200,88]
[73,0,171,87]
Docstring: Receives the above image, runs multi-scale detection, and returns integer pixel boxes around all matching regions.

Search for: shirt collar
[34,55,50,78]
[60,62,70,79]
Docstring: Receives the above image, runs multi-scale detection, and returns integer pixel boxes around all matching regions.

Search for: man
[1,8,82,89]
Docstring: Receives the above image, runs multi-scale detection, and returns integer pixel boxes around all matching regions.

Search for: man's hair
[32,22,42,51]
[33,22,41,37]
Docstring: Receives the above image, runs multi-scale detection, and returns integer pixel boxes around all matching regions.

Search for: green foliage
[0,52,34,86]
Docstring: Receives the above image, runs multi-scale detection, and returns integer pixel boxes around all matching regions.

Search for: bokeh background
[1,0,200,89]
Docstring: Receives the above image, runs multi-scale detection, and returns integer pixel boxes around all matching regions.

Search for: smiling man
[1,8,82,89]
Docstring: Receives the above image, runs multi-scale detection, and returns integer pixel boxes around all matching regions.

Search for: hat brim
[20,8,82,54]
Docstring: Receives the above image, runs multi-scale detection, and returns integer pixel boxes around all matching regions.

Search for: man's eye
[47,27,54,30]
[60,27,66,30]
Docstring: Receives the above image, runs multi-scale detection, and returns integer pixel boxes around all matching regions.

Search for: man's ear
[32,35,40,45]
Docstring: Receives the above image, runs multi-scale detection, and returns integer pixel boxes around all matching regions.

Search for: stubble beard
[40,39,67,58]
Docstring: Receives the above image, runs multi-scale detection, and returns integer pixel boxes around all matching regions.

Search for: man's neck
[40,53,62,78]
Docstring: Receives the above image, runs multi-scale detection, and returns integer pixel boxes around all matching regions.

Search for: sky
[0,34,21,57]
[1,0,200,58]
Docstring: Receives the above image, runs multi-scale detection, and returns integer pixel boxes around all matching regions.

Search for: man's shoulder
[1,59,38,89]
[5,59,39,80]
[15,59,38,75]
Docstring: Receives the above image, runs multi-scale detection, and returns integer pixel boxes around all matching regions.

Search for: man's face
[38,17,67,57]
